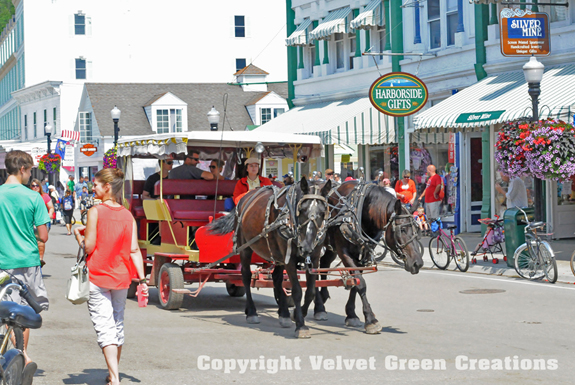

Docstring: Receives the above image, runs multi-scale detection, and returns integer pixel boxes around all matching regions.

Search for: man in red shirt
[419,165,443,219]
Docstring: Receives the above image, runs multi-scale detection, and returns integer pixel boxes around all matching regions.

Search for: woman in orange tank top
[74,168,148,385]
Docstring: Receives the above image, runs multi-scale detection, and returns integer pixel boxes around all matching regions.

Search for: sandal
[22,361,37,385]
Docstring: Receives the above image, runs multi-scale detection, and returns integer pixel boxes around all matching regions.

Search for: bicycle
[471,216,507,264]
[428,218,470,272]
[513,207,557,283]
[0,274,44,385]
[374,239,424,267]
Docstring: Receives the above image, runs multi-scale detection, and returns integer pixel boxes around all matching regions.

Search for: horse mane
[365,185,397,229]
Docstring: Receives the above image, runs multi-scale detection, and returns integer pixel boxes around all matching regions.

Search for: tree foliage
[0,0,14,35]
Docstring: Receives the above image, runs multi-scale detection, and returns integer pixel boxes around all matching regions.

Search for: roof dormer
[143,92,188,133]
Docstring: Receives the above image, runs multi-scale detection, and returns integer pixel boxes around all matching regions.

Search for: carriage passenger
[232,158,272,205]
[209,159,226,180]
[142,159,173,199]
[168,150,214,180]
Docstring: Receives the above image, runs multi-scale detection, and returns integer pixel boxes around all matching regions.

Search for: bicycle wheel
[539,241,557,284]
[514,244,544,280]
[390,249,405,267]
[2,349,24,385]
[429,236,450,269]
[570,249,575,277]
[0,326,24,354]
[81,211,88,225]
[452,237,470,272]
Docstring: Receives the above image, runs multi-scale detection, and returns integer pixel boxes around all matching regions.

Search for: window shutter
[245,16,251,38]
[87,60,93,79]
[86,17,92,36]
[69,15,74,36]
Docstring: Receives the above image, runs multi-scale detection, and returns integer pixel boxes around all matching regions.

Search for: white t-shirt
[506,178,528,209]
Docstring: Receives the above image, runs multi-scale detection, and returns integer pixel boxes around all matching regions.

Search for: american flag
[61,130,81,142]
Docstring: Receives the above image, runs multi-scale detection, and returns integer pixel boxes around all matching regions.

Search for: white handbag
[66,244,89,305]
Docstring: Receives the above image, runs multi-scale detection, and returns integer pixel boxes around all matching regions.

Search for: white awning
[414,63,575,131]
[350,0,384,30]
[286,19,312,46]
[256,97,396,145]
[309,7,352,41]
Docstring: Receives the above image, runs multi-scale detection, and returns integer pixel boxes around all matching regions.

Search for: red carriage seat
[131,180,146,218]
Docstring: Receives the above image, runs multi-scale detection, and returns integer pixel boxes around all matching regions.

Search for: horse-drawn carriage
[117,131,424,337]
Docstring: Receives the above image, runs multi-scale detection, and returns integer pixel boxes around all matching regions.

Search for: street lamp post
[207,106,220,131]
[523,56,545,222]
[45,122,53,154]
[111,105,121,147]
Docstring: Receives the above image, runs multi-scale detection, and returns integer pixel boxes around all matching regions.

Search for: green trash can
[503,207,534,267]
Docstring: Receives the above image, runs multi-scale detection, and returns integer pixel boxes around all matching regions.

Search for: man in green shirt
[67,175,75,194]
[0,150,50,373]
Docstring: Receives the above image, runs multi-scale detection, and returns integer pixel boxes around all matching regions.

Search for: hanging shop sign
[448,133,456,164]
[455,110,505,124]
[80,143,97,157]
[369,72,428,117]
[500,8,550,57]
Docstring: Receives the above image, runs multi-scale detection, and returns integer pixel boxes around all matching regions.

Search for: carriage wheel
[127,281,138,299]
[226,282,246,297]
[158,263,184,310]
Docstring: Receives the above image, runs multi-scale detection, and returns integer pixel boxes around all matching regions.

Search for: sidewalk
[379,232,575,285]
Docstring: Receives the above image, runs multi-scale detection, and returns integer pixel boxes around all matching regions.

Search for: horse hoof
[246,315,260,324]
[365,322,382,334]
[314,312,328,321]
[345,318,363,327]
[295,329,311,339]
[279,317,292,328]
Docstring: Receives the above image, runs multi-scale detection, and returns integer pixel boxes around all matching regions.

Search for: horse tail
[207,210,237,235]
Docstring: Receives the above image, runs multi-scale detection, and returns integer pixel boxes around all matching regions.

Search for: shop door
[467,136,483,232]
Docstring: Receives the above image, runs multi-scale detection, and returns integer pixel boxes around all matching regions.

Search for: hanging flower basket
[523,120,575,181]
[495,120,575,181]
[38,153,61,174]
[103,147,117,169]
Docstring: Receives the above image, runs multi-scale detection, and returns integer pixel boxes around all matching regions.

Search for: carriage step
[172,289,194,294]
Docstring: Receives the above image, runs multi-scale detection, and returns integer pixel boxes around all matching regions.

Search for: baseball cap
[244,158,259,165]
[325,168,334,175]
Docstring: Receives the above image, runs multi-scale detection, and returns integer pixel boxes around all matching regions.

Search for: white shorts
[426,201,441,220]
[87,282,128,349]
[3,266,49,311]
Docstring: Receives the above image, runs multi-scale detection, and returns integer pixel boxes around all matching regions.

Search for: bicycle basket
[430,219,442,237]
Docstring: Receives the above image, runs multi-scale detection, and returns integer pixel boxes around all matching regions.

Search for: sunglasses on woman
[165,161,173,165]
[209,165,216,169]
[31,184,39,188]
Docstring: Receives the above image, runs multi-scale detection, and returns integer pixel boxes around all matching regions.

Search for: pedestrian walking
[73,168,148,385]
[0,150,50,383]
[62,189,75,235]
[418,165,443,219]
[395,170,417,208]
[495,173,528,209]
[30,179,55,265]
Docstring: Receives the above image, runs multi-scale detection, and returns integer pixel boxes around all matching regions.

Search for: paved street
[29,224,575,384]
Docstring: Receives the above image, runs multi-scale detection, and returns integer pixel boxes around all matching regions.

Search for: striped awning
[350,0,384,30]
[414,63,575,131]
[255,96,396,145]
[309,7,352,41]
[286,19,312,46]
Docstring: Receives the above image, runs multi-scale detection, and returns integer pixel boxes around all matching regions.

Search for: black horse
[307,180,424,334]
[208,178,331,338]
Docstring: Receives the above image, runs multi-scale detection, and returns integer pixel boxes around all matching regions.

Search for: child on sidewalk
[414,206,429,233]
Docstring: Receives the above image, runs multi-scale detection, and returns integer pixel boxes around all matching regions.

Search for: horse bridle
[296,185,330,262]
[383,211,420,260]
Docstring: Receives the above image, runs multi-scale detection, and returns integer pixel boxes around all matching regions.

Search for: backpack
[63,196,73,211]
[86,181,93,194]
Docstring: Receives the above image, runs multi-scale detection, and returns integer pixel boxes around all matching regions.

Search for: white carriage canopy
[255,96,396,146]
[414,63,575,132]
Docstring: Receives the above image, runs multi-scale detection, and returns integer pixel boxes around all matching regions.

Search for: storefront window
[557,175,575,206]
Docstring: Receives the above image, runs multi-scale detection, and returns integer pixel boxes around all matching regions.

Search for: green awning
[286,19,312,46]
[414,63,575,131]
[350,0,384,30]
[309,7,352,41]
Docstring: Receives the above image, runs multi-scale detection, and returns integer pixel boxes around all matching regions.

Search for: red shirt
[233,175,273,204]
[425,174,443,203]
[87,204,135,290]
[395,179,417,205]
[41,193,54,219]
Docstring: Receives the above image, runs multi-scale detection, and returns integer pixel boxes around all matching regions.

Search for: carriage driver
[232,158,272,205]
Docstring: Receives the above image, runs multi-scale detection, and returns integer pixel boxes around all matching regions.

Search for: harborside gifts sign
[500,8,550,56]
[369,72,428,117]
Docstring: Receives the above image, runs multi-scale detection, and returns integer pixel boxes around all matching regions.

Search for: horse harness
[231,183,329,268]
[326,181,420,265]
